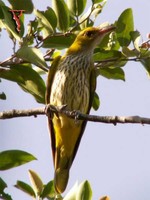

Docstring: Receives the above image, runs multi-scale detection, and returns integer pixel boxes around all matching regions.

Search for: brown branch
[0,107,150,125]
[0,108,45,119]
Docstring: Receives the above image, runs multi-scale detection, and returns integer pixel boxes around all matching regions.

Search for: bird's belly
[49,60,91,155]
[50,68,90,114]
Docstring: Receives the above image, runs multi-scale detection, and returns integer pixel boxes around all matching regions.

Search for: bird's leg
[45,104,56,119]
[57,104,68,112]
[70,110,82,125]
[45,104,68,119]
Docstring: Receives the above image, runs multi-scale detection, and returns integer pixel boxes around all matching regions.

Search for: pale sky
[1,0,150,200]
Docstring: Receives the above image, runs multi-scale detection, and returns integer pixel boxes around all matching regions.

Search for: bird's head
[67,25,116,55]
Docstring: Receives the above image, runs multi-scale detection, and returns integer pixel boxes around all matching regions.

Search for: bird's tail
[54,149,71,194]
[54,166,69,194]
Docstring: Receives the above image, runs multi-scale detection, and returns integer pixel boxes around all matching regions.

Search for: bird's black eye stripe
[84,31,94,37]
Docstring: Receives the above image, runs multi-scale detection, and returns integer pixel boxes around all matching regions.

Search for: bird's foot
[70,110,82,125]
[45,104,68,118]
[45,104,54,119]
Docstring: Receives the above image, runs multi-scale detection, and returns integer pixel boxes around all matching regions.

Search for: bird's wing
[46,55,61,163]
[71,65,96,164]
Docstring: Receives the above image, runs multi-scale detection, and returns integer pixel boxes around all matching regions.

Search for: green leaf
[0,2,4,19]
[94,50,127,68]
[16,47,48,69]
[0,0,5,6]
[0,178,7,193]
[93,50,123,61]
[140,57,150,77]
[92,92,100,110]
[79,7,94,29]
[0,179,12,200]
[91,4,102,19]
[52,0,70,32]
[130,30,141,52]
[7,0,34,14]
[98,67,125,81]
[116,8,134,46]
[34,8,56,37]
[44,7,57,30]
[0,92,6,100]
[0,6,21,40]
[92,0,104,3]
[0,150,37,170]
[28,170,43,196]
[67,0,87,16]
[64,182,78,200]
[41,180,55,198]
[15,181,36,198]
[76,180,92,200]
[0,65,46,104]
[42,34,76,49]
[122,46,138,57]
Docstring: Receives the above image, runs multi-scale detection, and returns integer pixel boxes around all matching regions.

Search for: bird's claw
[70,110,81,124]
[57,104,67,112]
[45,104,68,118]
[45,104,55,119]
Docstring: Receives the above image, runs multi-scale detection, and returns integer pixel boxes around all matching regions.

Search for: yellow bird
[46,25,115,194]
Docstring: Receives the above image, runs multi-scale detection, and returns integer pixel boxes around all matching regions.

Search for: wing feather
[46,56,61,163]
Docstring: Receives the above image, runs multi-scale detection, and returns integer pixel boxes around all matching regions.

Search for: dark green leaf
[15,181,36,197]
[0,2,4,19]
[0,178,7,193]
[67,0,87,16]
[93,50,123,61]
[140,57,150,76]
[0,6,21,40]
[0,150,37,170]
[122,46,138,57]
[34,9,55,37]
[0,192,12,200]
[92,0,104,3]
[0,0,5,6]
[7,0,34,14]
[94,50,127,68]
[98,67,125,81]
[28,170,43,196]
[0,65,46,104]
[0,178,12,200]
[79,9,93,29]
[52,0,69,32]
[41,180,55,198]
[116,8,134,46]
[42,34,76,49]
[0,92,6,100]
[44,7,57,30]
[76,180,92,200]
[16,47,48,69]
[92,92,100,110]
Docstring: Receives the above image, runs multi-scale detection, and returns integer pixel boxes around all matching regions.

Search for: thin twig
[68,4,95,33]
[0,55,16,66]
[0,107,150,125]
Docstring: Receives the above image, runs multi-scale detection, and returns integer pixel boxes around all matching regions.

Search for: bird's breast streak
[50,56,91,112]
[50,55,92,155]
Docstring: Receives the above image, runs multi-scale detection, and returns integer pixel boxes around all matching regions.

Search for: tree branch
[0,107,150,125]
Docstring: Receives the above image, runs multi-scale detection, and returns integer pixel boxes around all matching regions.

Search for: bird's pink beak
[99,25,116,35]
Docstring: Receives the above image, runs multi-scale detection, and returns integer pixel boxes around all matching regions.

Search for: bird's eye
[84,31,94,38]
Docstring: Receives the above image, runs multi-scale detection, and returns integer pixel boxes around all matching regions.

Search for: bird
[46,25,115,194]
